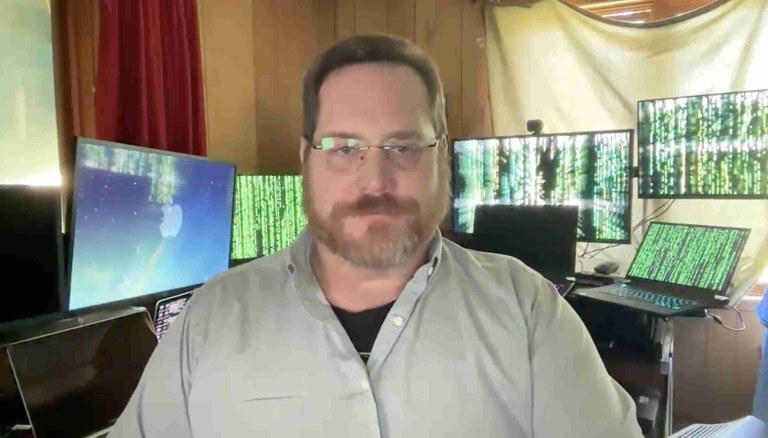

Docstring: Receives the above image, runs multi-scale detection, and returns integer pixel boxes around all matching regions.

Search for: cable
[705,306,746,332]
[582,244,621,258]
[633,200,676,232]
[577,242,589,271]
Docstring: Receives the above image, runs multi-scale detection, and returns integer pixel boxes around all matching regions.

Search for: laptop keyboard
[600,284,699,311]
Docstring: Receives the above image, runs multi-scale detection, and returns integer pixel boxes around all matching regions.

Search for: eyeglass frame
[306,135,445,172]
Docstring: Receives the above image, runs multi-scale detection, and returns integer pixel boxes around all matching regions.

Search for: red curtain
[95,0,206,156]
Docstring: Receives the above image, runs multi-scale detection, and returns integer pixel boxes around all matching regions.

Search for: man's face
[301,62,449,270]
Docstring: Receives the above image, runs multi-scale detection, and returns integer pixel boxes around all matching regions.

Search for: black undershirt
[331,300,396,364]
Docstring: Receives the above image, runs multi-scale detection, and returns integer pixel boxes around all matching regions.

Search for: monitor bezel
[449,128,635,244]
[65,136,237,312]
[624,221,751,294]
[636,87,768,200]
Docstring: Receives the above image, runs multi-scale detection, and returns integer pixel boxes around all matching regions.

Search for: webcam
[526,119,543,135]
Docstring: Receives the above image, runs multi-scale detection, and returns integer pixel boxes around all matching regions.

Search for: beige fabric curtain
[486,0,768,303]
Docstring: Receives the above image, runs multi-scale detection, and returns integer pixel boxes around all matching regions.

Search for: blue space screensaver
[68,141,235,310]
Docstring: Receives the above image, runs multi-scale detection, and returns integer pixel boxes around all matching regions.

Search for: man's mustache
[333,194,419,218]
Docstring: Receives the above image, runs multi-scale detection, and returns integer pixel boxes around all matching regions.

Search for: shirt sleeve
[526,274,644,438]
[107,293,202,438]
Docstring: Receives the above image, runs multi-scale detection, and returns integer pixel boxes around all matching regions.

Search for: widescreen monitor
[67,138,236,311]
[230,175,306,261]
[452,129,633,243]
[638,88,768,198]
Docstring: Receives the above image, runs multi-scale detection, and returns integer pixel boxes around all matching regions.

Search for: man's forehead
[319,63,428,97]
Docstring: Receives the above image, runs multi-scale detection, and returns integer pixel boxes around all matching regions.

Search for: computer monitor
[230,175,306,262]
[465,205,579,282]
[0,185,64,323]
[452,129,633,243]
[638,88,768,198]
[625,222,750,293]
[67,137,236,311]
[2,307,157,438]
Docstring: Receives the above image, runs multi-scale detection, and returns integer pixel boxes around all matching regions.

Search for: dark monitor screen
[6,309,157,438]
[464,205,579,282]
[0,349,28,436]
[67,138,236,310]
[0,185,63,323]
[230,175,306,261]
[627,222,750,292]
[452,130,633,243]
[638,88,768,198]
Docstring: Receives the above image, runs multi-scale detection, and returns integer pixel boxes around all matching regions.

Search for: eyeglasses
[310,136,441,172]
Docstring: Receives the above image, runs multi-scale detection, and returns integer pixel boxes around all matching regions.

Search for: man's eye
[388,145,417,154]
[335,146,354,155]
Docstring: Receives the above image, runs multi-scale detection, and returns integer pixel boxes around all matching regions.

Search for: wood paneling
[386,0,416,41]
[197,0,258,172]
[199,0,493,174]
[673,300,765,426]
[252,0,337,174]
[355,0,388,35]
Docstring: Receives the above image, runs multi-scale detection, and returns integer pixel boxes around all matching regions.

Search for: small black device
[153,291,193,339]
[0,185,64,323]
[465,204,578,296]
[526,119,543,135]
[572,222,750,316]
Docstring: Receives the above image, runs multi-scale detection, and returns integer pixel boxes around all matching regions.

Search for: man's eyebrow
[314,131,362,140]
[315,130,431,141]
[384,130,428,140]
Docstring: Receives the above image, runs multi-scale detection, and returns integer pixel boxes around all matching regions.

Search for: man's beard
[302,159,450,270]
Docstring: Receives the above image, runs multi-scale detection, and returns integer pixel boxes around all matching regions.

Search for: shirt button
[391,315,404,327]
[361,380,371,391]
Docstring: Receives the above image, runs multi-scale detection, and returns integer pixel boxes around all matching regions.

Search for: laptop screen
[626,222,750,292]
[7,310,157,438]
[154,292,193,340]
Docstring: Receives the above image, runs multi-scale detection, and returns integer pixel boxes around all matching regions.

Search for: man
[109,34,642,437]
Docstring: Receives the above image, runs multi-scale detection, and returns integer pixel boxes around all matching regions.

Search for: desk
[567,293,675,438]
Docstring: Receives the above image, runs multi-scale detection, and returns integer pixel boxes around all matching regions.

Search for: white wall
[0,0,60,186]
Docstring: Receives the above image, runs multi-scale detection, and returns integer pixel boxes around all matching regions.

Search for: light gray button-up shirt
[109,229,642,437]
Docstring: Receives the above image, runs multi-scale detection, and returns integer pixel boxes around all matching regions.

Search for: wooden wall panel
[253,0,337,174]
[386,0,416,41]
[336,0,356,40]
[673,300,765,426]
[200,0,493,173]
[355,0,388,35]
[416,0,464,140]
[198,0,258,172]
[460,2,493,138]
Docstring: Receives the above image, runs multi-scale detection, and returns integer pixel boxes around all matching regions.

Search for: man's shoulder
[441,237,544,281]
[191,249,294,303]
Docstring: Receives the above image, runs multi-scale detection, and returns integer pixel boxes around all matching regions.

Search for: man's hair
[302,34,447,142]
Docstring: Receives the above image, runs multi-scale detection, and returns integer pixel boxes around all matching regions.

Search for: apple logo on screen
[160,204,183,238]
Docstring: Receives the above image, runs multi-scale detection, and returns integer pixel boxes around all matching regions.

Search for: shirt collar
[285,227,443,320]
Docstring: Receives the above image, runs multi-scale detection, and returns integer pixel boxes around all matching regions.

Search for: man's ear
[299,137,308,163]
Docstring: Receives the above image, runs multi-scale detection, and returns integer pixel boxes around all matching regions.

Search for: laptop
[153,291,193,340]
[572,222,750,316]
[465,204,579,297]
[2,307,157,437]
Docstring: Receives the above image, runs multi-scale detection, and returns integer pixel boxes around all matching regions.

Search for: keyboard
[599,284,698,311]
